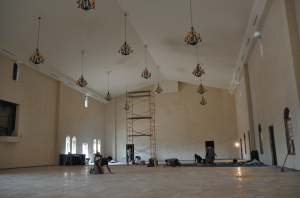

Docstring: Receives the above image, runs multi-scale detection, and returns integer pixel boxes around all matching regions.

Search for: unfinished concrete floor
[1,163,300,198]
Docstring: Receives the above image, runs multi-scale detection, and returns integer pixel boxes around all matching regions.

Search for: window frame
[284,108,295,155]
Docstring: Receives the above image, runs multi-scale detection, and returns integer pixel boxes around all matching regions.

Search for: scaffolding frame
[126,90,156,158]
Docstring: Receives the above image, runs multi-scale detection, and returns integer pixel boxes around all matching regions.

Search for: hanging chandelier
[184,0,202,45]
[76,50,88,88]
[196,78,206,94]
[141,45,151,79]
[123,86,130,110]
[192,45,205,77]
[104,71,113,101]
[200,96,207,105]
[77,0,95,11]
[118,12,133,56]
[155,66,163,94]
[29,17,45,65]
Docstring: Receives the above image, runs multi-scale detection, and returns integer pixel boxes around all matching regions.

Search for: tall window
[85,96,88,108]
[284,108,295,154]
[98,139,101,154]
[248,131,252,152]
[259,34,263,57]
[65,136,70,154]
[259,124,264,154]
[244,133,247,154]
[93,139,96,154]
[72,136,76,154]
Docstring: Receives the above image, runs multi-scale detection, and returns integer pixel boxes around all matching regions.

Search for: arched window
[65,136,70,154]
[93,139,96,154]
[72,136,76,154]
[284,108,295,154]
[258,124,264,154]
[244,133,247,154]
[98,139,101,154]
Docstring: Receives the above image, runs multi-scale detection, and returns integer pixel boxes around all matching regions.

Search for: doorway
[269,125,277,166]
[82,143,88,158]
[126,144,134,162]
[205,141,214,149]
[240,139,243,159]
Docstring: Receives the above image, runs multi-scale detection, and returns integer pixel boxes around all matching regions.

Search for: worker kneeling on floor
[90,156,114,174]
[164,158,181,167]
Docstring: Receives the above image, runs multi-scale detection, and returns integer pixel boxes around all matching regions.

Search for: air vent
[81,89,87,92]
[93,95,98,97]
[242,54,245,60]
[247,38,250,46]
[51,74,59,78]
[68,82,74,86]
[1,48,15,56]
[253,15,258,26]
[29,63,40,69]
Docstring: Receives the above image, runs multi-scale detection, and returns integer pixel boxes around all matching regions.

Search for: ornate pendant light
[155,66,163,94]
[200,96,207,105]
[196,78,206,94]
[141,45,151,79]
[192,45,205,77]
[119,12,133,56]
[123,86,130,110]
[76,50,88,88]
[104,71,113,101]
[29,17,45,65]
[77,0,95,11]
[184,0,202,45]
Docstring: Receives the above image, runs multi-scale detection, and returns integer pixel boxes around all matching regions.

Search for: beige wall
[0,54,105,169]
[236,0,300,169]
[105,82,239,162]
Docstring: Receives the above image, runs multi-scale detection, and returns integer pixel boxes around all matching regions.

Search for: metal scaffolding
[126,90,156,158]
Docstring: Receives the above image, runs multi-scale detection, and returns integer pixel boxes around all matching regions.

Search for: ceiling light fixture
[192,45,205,77]
[141,45,151,79]
[184,0,202,45]
[119,12,133,56]
[29,17,44,65]
[123,86,130,110]
[76,50,88,88]
[196,78,206,94]
[104,71,113,101]
[155,66,163,94]
[200,96,207,105]
[77,0,95,11]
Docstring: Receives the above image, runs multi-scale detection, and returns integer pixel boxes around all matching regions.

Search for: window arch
[93,139,96,154]
[72,136,76,154]
[65,136,70,154]
[98,139,101,154]
[258,124,264,154]
[284,108,295,154]
[244,133,247,154]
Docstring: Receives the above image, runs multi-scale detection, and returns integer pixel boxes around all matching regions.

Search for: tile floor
[1,162,300,198]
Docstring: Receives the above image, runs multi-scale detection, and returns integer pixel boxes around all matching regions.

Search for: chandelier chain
[157,67,159,84]
[196,44,198,64]
[125,14,127,42]
[145,46,147,69]
[37,17,41,49]
[190,0,193,27]
[108,72,109,93]
[82,52,84,76]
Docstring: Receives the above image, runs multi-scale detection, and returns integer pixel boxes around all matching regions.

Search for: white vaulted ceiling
[0,0,255,99]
